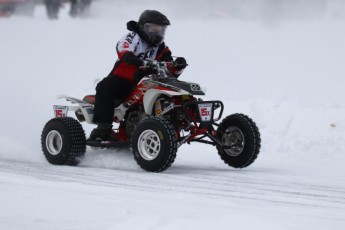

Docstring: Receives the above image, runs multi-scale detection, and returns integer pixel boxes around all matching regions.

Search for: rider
[89,10,188,141]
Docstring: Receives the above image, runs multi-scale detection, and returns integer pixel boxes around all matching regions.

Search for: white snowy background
[0,0,345,229]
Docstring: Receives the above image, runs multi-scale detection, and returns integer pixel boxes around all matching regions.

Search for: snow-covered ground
[1,1,345,229]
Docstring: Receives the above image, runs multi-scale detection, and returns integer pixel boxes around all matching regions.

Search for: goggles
[143,23,167,34]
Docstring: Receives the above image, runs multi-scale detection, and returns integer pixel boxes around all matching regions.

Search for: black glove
[122,52,144,67]
[134,68,157,83]
[174,57,187,70]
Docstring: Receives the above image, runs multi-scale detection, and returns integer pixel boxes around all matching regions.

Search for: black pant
[93,75,134,124]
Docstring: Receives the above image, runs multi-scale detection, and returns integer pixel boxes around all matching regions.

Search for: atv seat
[83,95,96,104]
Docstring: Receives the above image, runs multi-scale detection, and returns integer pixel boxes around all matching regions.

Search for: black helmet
[138,10,170,46]
[138,10,170,26]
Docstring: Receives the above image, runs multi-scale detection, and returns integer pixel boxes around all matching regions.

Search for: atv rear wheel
[41,117,86,165]
[131,116,177,172]
[217,114,261,168]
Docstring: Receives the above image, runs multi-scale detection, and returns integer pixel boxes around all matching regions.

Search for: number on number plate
[53,105,68,117]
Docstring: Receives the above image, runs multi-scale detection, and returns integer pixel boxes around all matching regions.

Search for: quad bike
[41,60,261,172]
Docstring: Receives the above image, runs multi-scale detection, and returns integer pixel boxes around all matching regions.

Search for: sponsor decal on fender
[190,84,201,91]
[86,108,94,114]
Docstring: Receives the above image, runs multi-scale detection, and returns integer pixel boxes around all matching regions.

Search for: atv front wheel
[131,117,177,172]
[41,117,86,165]
[217,114,261,168]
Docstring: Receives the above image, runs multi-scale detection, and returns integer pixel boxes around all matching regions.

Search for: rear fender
[55,96,94,124]
[143,89,186,115]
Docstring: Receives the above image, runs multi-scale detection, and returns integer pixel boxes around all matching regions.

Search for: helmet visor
[142,23,167,46]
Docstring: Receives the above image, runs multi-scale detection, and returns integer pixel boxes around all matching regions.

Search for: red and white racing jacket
[111,31,181,83]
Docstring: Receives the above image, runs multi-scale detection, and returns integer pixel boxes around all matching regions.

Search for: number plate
[198,103,213,121]
[53,105,68,117]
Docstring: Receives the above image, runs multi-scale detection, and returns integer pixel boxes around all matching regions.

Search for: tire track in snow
[1,159,345,219]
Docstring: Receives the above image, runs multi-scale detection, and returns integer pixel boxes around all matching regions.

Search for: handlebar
[140,60,187,79]
[139,60,174,79]
[140,60,173,70]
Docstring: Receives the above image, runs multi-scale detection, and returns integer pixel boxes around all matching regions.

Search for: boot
[88,124,112,142]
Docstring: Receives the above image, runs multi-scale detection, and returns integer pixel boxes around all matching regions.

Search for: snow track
[1,159,344,226]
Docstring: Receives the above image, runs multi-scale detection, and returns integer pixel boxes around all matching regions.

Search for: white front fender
[143,89,187,115]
